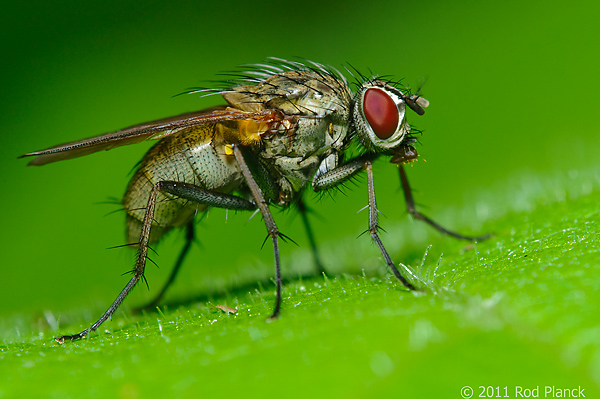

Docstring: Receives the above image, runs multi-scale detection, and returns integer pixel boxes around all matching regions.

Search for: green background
[2,0,600,397]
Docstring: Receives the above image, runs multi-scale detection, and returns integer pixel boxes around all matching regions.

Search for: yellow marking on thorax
[238,119,270,146]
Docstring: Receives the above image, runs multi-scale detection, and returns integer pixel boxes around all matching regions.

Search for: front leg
[313,155,417,290]
[399,165,490,241]
[365,161,417,290]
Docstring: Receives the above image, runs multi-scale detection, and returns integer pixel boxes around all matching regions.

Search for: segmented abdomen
[122,126,243,244]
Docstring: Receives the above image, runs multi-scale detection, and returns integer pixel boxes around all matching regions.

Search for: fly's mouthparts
[390,145,419,164]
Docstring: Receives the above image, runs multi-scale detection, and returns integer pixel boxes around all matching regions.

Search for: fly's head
[352,80,429,164]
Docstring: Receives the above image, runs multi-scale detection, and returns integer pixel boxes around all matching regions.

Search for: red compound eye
[363,88,399,139]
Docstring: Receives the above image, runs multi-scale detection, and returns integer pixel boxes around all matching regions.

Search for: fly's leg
[56,182,255,342]
[312,155,416,290]
[365,161,416,290]
[56,181,165,342]
[399,165,490,241]
[134,221,195,312]
[297,197,325,275]
[232,145,283,319]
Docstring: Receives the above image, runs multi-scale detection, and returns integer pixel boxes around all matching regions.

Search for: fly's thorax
[258,115,349,201]
[352,81,412,152]
[222,70,353,203]
[223,69,353,162]
[224,70,352,123]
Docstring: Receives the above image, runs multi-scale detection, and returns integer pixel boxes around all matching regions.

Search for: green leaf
[2,169,599,397]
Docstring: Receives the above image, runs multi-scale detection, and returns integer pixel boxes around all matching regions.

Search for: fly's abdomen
[123,127,243,244]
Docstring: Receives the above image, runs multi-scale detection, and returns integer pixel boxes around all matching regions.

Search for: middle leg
[297,197,326,275]
[232,145,284,318]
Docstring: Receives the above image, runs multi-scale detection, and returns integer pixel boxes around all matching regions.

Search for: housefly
[20,58,488,342]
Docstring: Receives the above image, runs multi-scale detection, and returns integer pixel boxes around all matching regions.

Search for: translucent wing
[20,107,282,166]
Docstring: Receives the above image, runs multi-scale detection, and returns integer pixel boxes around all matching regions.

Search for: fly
[20,58,489,342]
